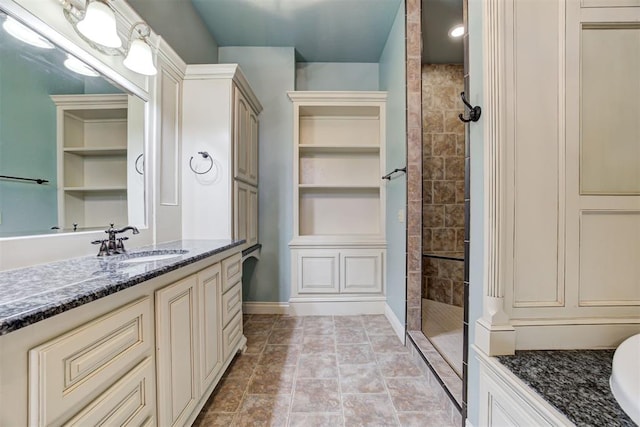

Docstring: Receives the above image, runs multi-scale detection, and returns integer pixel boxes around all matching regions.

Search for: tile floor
[193,314,461,427]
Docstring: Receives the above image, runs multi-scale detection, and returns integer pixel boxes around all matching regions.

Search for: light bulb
[3,16,54,49]
[64,54,99,77]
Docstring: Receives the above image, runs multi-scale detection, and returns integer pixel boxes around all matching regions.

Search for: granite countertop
[498,350,636,427]
[0,239,244,336]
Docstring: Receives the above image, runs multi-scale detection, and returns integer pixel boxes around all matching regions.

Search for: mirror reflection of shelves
[52,94,130,229]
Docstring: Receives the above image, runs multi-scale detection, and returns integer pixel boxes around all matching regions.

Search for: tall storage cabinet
[181,65,261,250]
[288,92,387,315]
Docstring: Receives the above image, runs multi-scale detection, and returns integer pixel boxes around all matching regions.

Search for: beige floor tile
[248,364,296,394]
[342,393,399,426]
[335,326,368,344]
[291,379,341,413]
[245,334,269,354]
[268,328,304,345]
[288,412,345,427]
[365,321,397,336]
[303,324,335,336]
[235,394,290,427]
[205,376,249,413]
[397,411,457,427]
[193,412,236,427]
[244,321,274,336]
[376,353,423,378]
[297,353,338,379]
[339,363,386,394]
[369,335,410,354]
[303,315,334,327]
[385,378,448,412]
[224,353,259,379]
[302,335,336,354]
[249,314,281,323]
[334,315,364,328]
[274,316,305,329]
[258,344,301,366]
[336,343,375,365]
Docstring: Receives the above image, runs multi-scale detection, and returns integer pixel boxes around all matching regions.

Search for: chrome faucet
[92,224,140,256]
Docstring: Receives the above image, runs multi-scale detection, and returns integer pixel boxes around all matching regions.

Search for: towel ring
[189,151,214,175]
[134,153,144,175]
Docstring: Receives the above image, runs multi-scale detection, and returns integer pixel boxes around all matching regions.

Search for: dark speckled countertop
[498,350,636,427]
[0,239,243,336]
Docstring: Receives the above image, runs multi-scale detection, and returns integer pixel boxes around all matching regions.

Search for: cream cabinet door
[248,109,259,185]
[294,250,340,294]
[234,181,258,248]
[155,275,199,427]
[234,87,251,183]
[197,264,223,395]
[340,249,384,294]
[247,184,258,247]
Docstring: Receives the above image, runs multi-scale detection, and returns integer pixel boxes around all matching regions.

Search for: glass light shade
[76,1,122,48]
[3,16,54,49]
[449,24,465,38]
[64,54,99,77]
[123,38,157,76]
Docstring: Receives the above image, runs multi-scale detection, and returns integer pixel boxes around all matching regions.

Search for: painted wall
[379,1,407,325]
[0,42,94,235]
[467,0,485,424]
[296,63,379,91]
[218,47,296,303]
[128,0,219,64]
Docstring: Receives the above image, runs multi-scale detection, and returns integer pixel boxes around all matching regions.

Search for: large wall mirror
[0,8,146,238]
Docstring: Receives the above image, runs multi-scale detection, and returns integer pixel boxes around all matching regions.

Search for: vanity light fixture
[123,22,157,76]
[2,16,55,49]
[64,53,100,77]
[60,0,157,76]
[449,24,465,38]
[75,0,121,48]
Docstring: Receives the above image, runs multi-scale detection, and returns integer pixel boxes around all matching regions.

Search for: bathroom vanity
[0,240,245,426]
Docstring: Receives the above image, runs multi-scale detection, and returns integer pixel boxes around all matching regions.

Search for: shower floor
[421,299,464,377]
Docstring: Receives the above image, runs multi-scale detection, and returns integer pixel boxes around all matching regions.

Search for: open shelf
[298,144,379,153]
[63,147,127,156]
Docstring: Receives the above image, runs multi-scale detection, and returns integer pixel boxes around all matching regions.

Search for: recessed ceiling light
[64,54,99,77]
[449,24,465,38]
[3,16,55,49]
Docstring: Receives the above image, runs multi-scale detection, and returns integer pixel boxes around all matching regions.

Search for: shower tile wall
[422,64,465,305]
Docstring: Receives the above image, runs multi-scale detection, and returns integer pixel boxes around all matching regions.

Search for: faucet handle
[92,239,109,257]
[115,237,129,253]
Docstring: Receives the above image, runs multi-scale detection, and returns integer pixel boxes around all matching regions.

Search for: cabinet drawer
[222,252,242,292]
[29,298,152,427]
[222,281,243,327]
[222,312,243,361]
[64,358,155,426]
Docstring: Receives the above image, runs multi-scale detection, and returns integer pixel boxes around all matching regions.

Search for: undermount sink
[119,250,188,264]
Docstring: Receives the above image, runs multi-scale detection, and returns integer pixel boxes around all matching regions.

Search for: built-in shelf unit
[288,91,387,315]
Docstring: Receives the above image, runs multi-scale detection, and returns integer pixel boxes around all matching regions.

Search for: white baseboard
[384,303,405,344]
[513,322,640,350]
[288,299,385,316]
[243,302,289,315]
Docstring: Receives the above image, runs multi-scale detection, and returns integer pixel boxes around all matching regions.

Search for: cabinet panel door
[198,264,223,395]
[234,181,249,247]
[340,250,383,294]
[234,88,250,182]
[247,185,259,247]
[63,358,155,427]
[29,298,152,427]
[222,312,243,361]
[155,276,199,427]
[295,250,340,294]
[248,110,259,185]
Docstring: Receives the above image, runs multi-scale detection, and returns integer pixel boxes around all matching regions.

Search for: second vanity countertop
[0,239,244,336]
